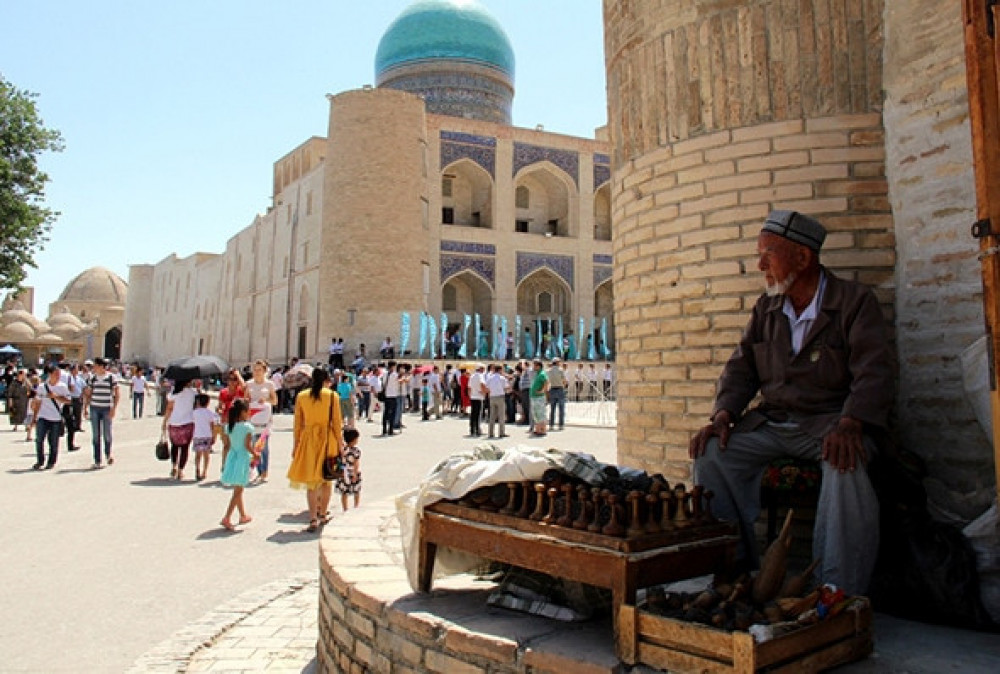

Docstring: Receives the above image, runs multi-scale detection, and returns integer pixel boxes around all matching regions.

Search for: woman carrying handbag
[287,367,344,532]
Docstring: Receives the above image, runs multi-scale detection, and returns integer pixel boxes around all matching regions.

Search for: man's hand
[822,417,866,472]
[689,409,733,459]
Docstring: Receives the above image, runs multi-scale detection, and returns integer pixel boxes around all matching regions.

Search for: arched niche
[442,159,494,229]
[595,280,614,356]
[441,270,494,330]
[514,163,575,237]
[594,183,611,241]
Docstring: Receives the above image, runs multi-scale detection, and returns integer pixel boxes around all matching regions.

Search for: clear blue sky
[1,0,606,314]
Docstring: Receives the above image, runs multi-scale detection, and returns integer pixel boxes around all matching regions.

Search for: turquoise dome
[375,0,515,79]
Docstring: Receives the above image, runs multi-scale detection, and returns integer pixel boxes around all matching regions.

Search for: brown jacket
[713,268,894,439]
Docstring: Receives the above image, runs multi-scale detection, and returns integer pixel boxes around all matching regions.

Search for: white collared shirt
[782,271,827,355]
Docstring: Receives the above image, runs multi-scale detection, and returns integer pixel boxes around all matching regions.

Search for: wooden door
[962,0,1000,504]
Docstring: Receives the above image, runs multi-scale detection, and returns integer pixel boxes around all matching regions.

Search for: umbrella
[0,344,21,354]
[412,364,434,375]
[282,362,314,389]
[164,355,229,382]
[459,361,485,371]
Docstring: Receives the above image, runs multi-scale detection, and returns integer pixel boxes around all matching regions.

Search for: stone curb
[128,571,317,673]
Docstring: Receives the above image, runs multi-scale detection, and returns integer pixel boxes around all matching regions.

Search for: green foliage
[0,74,64,292]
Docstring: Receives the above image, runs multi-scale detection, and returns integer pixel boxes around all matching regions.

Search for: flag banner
[501,315,509,359]
[400,312,411,356]
[459,314,470,358]
[428,314,437,359]
[519,316,529,358]
[577,316,585,360]
[441,313,448,356]
[474,313,482,357]
[557,316,565,359]
[601,317,611,358]
[535,318,542,358]
[418,312,428,357]
[588,317,597,360]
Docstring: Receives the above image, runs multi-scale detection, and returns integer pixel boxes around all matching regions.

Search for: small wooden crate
[618,599,873,673]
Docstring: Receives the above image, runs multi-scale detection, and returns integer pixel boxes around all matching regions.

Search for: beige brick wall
[884,0,994,520]
[605,0,893,479]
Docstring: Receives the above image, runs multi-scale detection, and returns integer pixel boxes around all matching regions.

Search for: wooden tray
[618,599,873,672]
[425,501,738,553]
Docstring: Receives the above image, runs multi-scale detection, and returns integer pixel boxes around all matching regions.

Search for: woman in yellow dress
[288,367,344,532]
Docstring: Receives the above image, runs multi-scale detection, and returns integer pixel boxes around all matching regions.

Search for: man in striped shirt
[83,357,119,469]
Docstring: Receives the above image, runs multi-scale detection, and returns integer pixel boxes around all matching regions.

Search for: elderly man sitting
[689,210,894,596]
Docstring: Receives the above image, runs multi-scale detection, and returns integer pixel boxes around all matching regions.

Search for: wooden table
[418,502,739,656]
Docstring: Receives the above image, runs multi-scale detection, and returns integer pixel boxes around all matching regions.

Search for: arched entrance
[594,183,611,241]
[441,271,494,352]
[104,326,122,360]
[517,269,572,358]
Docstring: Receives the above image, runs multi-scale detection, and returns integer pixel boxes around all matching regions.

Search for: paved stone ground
[3,396,999,673]
[0,395,616,672]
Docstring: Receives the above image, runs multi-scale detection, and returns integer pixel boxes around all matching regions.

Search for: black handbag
[321,392,343,481]
[155,431,170,461]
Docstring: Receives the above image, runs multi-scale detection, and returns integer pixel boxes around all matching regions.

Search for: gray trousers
[693,423,879,596]
[488,396,506,437]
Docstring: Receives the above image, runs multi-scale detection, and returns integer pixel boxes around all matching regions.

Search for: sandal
[320,513,332,525]
[220,520,236,531]
[238,516,253,525]
[306,519,319,533]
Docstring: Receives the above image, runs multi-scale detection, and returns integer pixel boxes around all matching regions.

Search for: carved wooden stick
[573,486,591,529]
[543,487,559,524]
[673,484,690,526]
[602,493,626,537]
[588,489,604,533]
[557,484,575,527]
[691,485,704,522]
[530,483,546,521]
[626,491,645,537]
[500,482,519,515]
[660,489,675,530]
[516,481,533,518]
[644,493,661,533]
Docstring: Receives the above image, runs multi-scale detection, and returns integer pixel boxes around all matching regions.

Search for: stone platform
[318,499,636,674]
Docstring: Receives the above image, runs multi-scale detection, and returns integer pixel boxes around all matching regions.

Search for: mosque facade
[122,0,613,368]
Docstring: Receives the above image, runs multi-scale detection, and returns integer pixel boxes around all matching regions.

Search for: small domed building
[0,267,125,364]
[124,0,614,367]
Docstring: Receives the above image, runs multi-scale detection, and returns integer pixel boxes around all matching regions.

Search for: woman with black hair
[162,378,199,480]
[288,367,344,532]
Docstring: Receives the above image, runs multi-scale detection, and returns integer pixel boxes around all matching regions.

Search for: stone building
[122,0,613,369]
[0,267,126,364]
[605,0,993,522]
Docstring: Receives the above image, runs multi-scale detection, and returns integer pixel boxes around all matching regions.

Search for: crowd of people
[3,351,613,536]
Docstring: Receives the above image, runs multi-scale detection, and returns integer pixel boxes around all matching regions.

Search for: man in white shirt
[31,365,71,470]
[429,366,443,420]
[468,364,487,437]
[485,364,509,438]
[381,362,400,436]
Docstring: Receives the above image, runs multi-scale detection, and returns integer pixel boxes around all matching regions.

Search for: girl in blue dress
[220,400,258,531]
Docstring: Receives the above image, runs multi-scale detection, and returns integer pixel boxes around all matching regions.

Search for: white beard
[765,271,797,297]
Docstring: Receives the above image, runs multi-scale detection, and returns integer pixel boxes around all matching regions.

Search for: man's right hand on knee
[689,409,733,458]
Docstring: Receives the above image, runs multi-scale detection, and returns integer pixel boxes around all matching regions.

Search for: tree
[0,74,64,291]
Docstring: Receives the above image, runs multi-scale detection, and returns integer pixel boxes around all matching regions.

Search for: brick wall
[604,0,893,478]
[883,0,994,520]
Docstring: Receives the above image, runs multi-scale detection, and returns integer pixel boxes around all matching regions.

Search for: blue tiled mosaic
[594,164,611,189]
[441,254,495,289]
[441,131,497,147]
[441,141,496,178]
[594,153,611,165]
[516,252,574,290]
[594,266,613,288]
[512,142,579,186]
[593,254,613,265]
[441,241,497,255]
